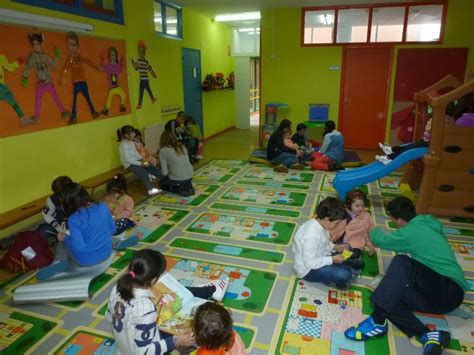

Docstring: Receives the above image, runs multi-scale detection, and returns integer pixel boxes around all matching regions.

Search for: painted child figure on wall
[131,40,157,109]
[0,54,28,126]
[22,33,70,124]
[60,31,100,124]
[100,46,127,116]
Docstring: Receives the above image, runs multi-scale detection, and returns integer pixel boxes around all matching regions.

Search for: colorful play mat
[0,160,472,354]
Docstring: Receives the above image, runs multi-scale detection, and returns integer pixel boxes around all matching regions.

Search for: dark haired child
[23,32,69,123]
[331,189,375,270]
[133,128,157,166]
[165,111,199,163]
[100,46,126,116]
[37,176,73,242]
[106,249,230,354]
[293,197,357,289]
[159,130,194,196]
[311,120,344,171]
[60,31,100,124]
[36,183,115,281]
[117,125,163,196]
[193,302,247,355]
[291,123,311,149]
[345,197,467,355]
[185,115,204,160]
[105,174,139,250]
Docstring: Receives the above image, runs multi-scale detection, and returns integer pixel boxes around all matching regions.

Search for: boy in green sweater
[345,197,467,355]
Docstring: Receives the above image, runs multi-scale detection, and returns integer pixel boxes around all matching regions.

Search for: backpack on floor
[0,231,53,273]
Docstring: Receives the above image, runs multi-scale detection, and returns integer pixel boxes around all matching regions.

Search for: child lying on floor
[292,197,364,289]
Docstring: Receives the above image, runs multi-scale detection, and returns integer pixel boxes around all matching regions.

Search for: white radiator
[144,122,165,155]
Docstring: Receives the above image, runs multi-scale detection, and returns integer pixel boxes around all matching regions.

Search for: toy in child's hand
[341,249,353,260]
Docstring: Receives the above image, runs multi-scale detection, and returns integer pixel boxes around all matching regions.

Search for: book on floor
[152,272,206,335]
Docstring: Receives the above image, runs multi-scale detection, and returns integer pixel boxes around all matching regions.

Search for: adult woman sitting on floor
[267,119,306,173]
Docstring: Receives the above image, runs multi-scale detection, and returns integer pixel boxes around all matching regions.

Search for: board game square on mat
[127,205,189,243]
[52,328,115,354]
[186,212,296,245]
[0,304,58,354]
[193,165,241,183]
[205,159,249,167]
[149,183,219,206]
[243,165,315,183]
[220,186,307,207]
[164,255,276,314]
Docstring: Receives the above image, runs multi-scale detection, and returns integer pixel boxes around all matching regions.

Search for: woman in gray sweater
[158,130,194,196]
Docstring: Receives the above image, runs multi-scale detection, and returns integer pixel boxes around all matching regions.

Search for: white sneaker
[148,188,162,196]
[198,277,230,302]
[148,174,157,181]
[375,155,391,165]
[195,155,204,160]
[378,142,393,155]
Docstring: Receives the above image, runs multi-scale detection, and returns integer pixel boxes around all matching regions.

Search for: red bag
[0,231,53,273]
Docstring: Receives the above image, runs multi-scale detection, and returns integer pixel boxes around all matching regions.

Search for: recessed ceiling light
[215,12,260,22]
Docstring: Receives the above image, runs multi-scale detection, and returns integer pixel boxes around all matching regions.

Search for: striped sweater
[134,58,155,80]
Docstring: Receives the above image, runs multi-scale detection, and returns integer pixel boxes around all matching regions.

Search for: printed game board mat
[186,212,297,245]
[210,202,301,218]
[163,255,277,314]
[170,237,285,264]
[243,165,315,183]
[148,183,220,206]
[0,304,58,354]
[205,159,249,168]
[219,186,307,208]
[377,171,403,190]
[237,179,311,190]
[52,324,256,354]
[193,165,242,183]
[274,279,474,355]
[127,205,190,243]
[319,173,369,195]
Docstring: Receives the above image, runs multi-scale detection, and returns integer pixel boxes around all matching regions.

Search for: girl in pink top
[105,175,138,250]
[331,190,375,269]
[133,129,158,166]
[194,302,247,355]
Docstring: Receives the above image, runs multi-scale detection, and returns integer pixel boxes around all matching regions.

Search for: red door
[339,47,392,149]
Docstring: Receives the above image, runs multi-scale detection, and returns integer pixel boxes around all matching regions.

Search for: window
[302,2,446,46]
[232,27,260,56]
[14,0,124,24]
[154,1,182,40]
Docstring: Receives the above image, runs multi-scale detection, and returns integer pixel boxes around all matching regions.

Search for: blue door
[182,48,203,132]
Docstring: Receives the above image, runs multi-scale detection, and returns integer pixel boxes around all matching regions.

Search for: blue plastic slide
[333,147,428,199]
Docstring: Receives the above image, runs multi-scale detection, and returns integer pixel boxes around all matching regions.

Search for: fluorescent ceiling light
[215,12,260,22]
[238,28,255,32]
[0,8,93,33]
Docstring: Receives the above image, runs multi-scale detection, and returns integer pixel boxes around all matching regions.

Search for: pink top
[105,194,134,219]
[134,141,157,166]
[331,210,374,251]
[283,138,298,151]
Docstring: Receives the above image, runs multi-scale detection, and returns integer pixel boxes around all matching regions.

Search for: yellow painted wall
[0,0,235,214]
[261,0,474,139]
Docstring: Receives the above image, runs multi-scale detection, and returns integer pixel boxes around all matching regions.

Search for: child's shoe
[114,235,139,250]
[188,186,196,195]
[375,155,391,165]
[274,164,289,173]
[148,188,162,196]
[346,259,365,270]
[420,330,451,355]
[195,155,204,160]
[378,142,393,155]
[36,260,69,281]
[291,163,306,170]
[344,316,388,340]
[197,277,230,302]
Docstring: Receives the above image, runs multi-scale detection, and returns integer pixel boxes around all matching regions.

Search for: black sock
[371,306,387,325]
[186,285,216,300]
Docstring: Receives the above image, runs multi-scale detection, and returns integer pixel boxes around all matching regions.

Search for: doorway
[339,47,392,149]
[182,48,204,132]
[249,57,260,126]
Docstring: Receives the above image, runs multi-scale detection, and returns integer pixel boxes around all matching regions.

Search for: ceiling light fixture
[215,12,260,22]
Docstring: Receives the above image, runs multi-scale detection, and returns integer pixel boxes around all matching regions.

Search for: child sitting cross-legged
[330,189,375,270]
[293,197,360,289]
[344,197,467,355]
[106,249,229,354]
[104,174,139,250]
[193,302,247,355]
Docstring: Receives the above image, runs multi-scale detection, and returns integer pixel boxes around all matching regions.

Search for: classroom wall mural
[0,23,131,138]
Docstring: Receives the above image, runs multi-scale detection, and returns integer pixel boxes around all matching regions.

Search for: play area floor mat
[1,159,473,354]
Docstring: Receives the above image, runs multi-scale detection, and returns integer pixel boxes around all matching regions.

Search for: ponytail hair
[117,249,167,302]
[323,120,336,137]
[117,125,134,142]
[106,174,128,195]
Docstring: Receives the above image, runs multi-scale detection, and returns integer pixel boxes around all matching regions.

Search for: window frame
[301,1,447,47]
[14,0,124,25]
[154,1,183,40]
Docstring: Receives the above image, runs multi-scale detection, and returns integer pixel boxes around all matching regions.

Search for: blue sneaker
[420,330,451,355]
[344,316,388,341]
[115,235,139,250]
[36,260,69,281]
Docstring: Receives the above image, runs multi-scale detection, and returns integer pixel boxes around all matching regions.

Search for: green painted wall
[261,0,474,139]
[0,0,235,214]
